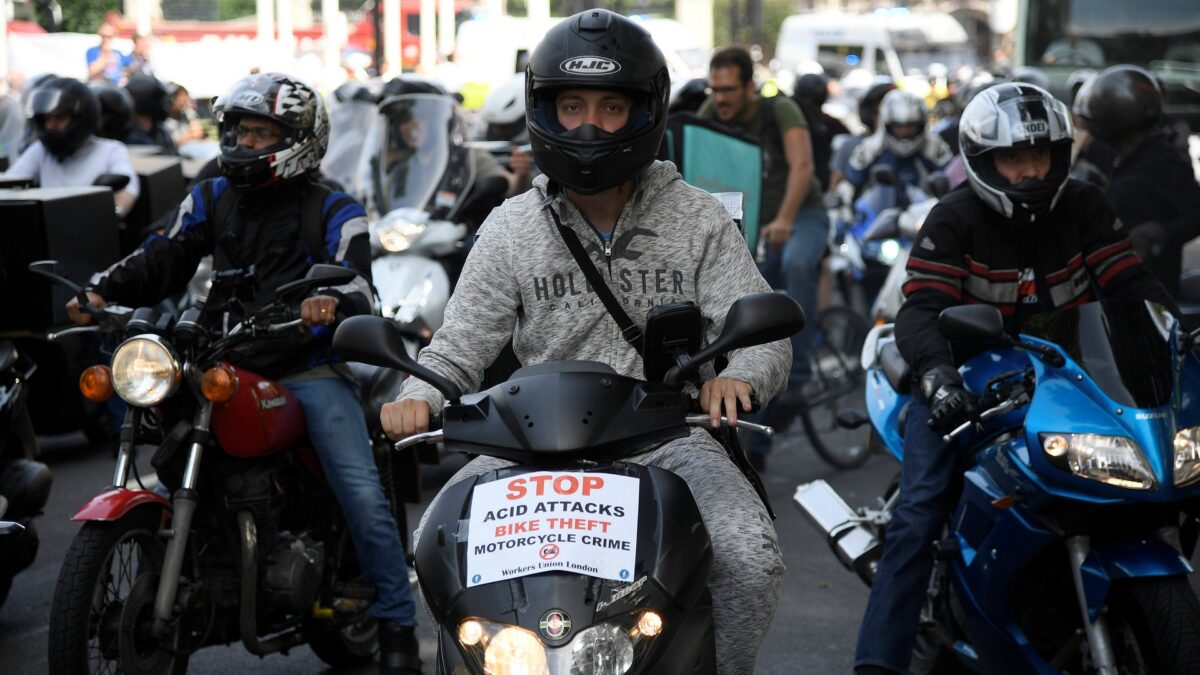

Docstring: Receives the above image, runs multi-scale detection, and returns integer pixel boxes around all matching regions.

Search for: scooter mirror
[93,173,131,191]
[275,265,358,300]
[664,292,805,386]
[334,315,462,401]
[869,165,898,187]
[938,305,1005,343]
[925,171,950,199]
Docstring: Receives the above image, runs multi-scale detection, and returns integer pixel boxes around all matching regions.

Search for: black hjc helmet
[1072,64,1162,144]
[89,83,134,140]
[525,8,670,195]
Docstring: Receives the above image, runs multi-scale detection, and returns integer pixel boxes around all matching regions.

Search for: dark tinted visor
[26,88,65,118]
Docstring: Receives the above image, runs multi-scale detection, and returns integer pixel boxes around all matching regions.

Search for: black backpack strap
[543,202,643,353]
[205,179,239,269]
[300,181,343,265]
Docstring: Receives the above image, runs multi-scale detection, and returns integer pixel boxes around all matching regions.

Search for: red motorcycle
[35,262,404,674]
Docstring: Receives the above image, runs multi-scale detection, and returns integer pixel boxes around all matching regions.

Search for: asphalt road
[0,419,893,674]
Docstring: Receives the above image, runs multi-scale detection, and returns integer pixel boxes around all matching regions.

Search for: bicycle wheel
[800,307,873,469]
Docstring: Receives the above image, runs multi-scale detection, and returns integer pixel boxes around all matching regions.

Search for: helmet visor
[26,87,65,118]
[371,94,455,212]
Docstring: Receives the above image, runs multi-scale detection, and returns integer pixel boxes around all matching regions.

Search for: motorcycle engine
[263,531,325,615]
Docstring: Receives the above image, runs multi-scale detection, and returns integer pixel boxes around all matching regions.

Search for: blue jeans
[284,375,418,626]
[748,206,829,459]
[854,400,959,672]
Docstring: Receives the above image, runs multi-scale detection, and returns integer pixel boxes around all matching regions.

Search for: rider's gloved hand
[920,365,978,432]
[65,290,108,326]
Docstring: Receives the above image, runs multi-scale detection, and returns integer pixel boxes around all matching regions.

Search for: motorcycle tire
[48,507,185,675]
[1105,576,1200,675]
[800,307,872,470]
[308,616,379,667]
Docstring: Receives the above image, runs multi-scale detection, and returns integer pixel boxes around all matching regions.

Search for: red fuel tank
[211,365,307,458]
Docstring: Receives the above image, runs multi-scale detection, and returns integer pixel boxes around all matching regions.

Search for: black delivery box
[125,154,186,253]
[0,186,121,331]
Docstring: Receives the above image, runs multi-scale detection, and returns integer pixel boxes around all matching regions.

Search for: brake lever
[685,414,775,437]
[941,393,1029,444]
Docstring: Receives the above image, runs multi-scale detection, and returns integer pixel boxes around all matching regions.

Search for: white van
[775,11,974,88]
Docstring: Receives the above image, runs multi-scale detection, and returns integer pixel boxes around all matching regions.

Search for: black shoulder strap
[206,179,239,269]
[544,202,643,353]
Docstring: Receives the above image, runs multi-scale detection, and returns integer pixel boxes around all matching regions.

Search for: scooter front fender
[72,487,171,522]
[1078,537,1193,622]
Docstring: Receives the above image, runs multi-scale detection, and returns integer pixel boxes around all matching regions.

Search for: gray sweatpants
[415,428,785,674]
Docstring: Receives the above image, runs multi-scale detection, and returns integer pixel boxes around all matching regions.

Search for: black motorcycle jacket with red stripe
[895,179,1174,386]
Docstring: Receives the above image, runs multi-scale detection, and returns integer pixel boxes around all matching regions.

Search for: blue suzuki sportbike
[796,300,1200,674]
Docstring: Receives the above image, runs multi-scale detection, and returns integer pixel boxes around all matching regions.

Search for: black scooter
[334,292,802,673]
[0,340,50,607]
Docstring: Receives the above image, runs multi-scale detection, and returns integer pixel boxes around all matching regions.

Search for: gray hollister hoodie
[399,160,792,410]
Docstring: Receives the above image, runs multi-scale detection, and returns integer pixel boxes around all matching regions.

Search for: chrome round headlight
[111,335,182,407]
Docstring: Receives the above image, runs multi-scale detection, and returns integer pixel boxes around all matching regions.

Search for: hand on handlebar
[65,291,108,326]
[699,377,753,429]
[381,398,434,440]
[300,294,339,328]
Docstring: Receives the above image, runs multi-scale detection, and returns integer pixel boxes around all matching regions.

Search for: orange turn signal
[79,365,114,402]
[201,366,239,403]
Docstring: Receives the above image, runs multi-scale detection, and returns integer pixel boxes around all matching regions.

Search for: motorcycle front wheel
[1104,576,1200,675]
[48,507,187,675]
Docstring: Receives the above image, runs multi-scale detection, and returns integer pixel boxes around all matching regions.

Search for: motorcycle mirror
[27,260,91,307]
[938,305,1005,343]
[275,265,358,300]
[664,293,805,386]
[0,521,24,537]
[333,315,463,402]
[93,173,131,191]
[925,172,950,199]
[869,165,898,187]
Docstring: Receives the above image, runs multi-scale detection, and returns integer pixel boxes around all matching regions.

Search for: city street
[0,419,892,674]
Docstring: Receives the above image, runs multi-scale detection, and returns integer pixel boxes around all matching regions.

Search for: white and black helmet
[525,8,670,195]
[959,83,1073,225]
[480,73,528,143]
[213,72,329,190]
[879,89,927,158]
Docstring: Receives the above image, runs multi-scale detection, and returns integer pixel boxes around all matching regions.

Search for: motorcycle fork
[1065,536,1117,674]
[152,400,212,636]
[111,406,142,488]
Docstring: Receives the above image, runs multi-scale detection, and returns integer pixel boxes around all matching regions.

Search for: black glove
[920,365,978,433]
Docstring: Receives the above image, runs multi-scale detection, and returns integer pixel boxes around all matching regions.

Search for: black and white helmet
[959,83,1073,224]
[879,89,927,158]
[525,8,670,195]
[212,72,329,189]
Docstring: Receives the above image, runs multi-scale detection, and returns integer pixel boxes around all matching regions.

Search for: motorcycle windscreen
[1021,300,1175,409]
[663,114,762,252]
[322,101,376,194]
[370,94,456,214]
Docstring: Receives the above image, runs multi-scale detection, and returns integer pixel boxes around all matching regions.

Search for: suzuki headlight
[457,619,548,675]
[1173,427,1200,487]
[110,335,182,407]
[1041,433,1157,490]
[377,218,426,252]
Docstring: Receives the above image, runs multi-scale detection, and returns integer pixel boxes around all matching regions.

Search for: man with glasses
[65,72,423,675]
[698,46,827,470]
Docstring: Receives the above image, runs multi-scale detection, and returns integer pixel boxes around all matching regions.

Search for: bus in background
[1014,0,1200,131]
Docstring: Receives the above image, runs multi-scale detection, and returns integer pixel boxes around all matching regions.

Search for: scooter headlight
[1173,426,1200,487]
[455,610,665,675]
[110,335,182,407]
[1041,433,1157,490]
[373,209,428,253]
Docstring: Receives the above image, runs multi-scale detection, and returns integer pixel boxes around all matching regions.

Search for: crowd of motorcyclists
[1,5,1199,674]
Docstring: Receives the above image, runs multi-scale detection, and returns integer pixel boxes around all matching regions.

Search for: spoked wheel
[48,507,186,675]
[800,307,872,470]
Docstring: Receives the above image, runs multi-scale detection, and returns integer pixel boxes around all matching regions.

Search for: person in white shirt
[5,77,139,216]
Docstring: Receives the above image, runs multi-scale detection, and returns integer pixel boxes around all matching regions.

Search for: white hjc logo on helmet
[560,57,621,76]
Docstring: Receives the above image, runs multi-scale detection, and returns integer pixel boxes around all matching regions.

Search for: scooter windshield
[1021,300,1175,409]
[322,100,377,196]
[370,94,455,214]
